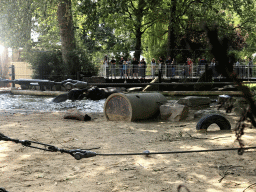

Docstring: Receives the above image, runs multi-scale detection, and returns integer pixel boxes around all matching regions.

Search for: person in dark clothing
[139,58,147,78]
[198,57,207,75]
[132,57,139,78]
[119,57,124,79]
[248,58,253,77]
[158,57,164,77]
[166,56,172,77]
[171,58,176,77]
[110,57,116,78]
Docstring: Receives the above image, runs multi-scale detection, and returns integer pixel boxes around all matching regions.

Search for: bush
[24,49,98,82]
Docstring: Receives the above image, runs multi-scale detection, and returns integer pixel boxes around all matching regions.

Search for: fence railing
[99,63,256,79]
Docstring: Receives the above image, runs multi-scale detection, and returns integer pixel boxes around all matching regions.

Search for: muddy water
[0,94,105,113]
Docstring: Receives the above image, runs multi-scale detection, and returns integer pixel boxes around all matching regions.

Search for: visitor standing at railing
[248,58,253,77]
[166,56,172,78]
[119,57,124,79]
[235,59,240,77]
[158,57,164,77]
[103,56,109,77]
[197,57,201,76]
[211,58,217,77]
[123,60,128,79]
[151,58,156,78]
[187,58,193,76]
[132,57,139,78]
[126,58,131,78]
[198,57,207,75]
[110,57,116,79]
[171,58,176,77]
[139,58,147,79]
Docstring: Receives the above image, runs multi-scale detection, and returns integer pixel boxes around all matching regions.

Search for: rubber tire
[196,114,231,130]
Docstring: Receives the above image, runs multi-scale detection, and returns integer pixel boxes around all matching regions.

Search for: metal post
[11,64,15,88]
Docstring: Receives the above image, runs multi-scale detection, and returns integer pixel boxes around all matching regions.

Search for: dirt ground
[0,109,256,192]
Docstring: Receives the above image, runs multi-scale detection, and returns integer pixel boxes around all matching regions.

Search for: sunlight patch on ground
[20,154,31,159]
[137,129,158,133]
[0,142,9,159]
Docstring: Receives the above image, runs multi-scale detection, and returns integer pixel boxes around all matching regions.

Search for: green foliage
[1,0,256,75]
[24,49,98,81]
[67,49,98,77]
[25,50,64,81]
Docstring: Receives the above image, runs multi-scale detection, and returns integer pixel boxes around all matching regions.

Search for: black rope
[1,132,256,160]
[97,147,256,156]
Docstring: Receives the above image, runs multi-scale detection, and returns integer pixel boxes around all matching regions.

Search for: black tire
[196,114,231,130]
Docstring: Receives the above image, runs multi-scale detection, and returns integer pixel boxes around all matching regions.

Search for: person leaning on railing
[132,57,139,78]
[248,58,253,77]
[166,56,172,78]
[123,60,128,79]
[158,57,164,77]
[151,58,156,77]
[126,58,131,78]
[110,57,116,78]
[139,58,147,79]
[119,57,124,79]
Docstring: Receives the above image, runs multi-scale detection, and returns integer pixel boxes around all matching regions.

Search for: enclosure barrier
[99,63,256,80]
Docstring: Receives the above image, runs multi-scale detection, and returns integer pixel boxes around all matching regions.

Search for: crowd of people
[101,55,255,79]
[102,56,147,79]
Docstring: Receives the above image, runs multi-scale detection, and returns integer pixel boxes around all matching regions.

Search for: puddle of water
[0,94,105,113]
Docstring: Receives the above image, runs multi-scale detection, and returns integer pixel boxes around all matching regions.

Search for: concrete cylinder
[104,93,167,121]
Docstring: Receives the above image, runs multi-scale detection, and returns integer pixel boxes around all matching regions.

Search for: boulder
[127,87,143,92]
[218,85,238,91]
[178,96,211,107]
[160,103,189,121]
[193,109,221,119]
[64,109,91,121]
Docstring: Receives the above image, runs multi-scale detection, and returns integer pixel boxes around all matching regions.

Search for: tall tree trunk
[134,0,144,61]
[167,0,177,59]
[134,29,142,61]
[57,0,76,74]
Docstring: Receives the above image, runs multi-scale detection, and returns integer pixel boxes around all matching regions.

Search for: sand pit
[0,110,256,192]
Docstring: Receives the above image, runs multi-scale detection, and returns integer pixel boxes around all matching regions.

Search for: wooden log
[104,93,167,121]
[10,90,68,97]
[161,91,243,96]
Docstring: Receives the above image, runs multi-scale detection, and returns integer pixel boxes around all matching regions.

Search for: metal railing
[99,63,256,79]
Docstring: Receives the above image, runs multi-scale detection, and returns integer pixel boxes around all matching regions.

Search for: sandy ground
[0,109,256,192]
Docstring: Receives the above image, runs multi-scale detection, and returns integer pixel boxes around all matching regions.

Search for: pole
[11,65,15,88]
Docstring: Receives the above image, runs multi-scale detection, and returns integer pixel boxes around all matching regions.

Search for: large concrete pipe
[104,93,167,121]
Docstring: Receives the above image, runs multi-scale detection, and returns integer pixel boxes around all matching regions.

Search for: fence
[11,62,33,79]
[98,63,256,80]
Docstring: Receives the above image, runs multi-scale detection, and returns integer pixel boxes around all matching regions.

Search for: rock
[178,96,211,107]
[217,95,231,103]
[218,85,238,91]
[127,87,143,92]
[193,109,221,119]
[160,103,189,121]
[64,109,91,121]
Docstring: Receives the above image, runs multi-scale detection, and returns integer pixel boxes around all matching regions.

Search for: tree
[57,0,76,68]
[82,0,163,61]
[0,0,35,48]
[142,0,256,62]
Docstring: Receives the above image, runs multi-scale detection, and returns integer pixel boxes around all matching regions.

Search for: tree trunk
[57,0,76,73]
[167,0,177,59]
[134,0,144,61]
[134,29,142,61]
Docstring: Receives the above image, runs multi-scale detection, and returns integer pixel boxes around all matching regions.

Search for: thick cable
[96,146,256,156]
